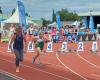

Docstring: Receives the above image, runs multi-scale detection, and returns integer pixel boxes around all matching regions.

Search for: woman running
[9,27,27,72]
[32,32,47,64]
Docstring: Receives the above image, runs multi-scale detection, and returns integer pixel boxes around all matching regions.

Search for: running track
[0,41,100,80]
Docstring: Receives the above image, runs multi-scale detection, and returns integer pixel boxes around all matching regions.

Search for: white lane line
[0,58,70,80]
[0,51,67,71]
[77,52,100,69]
[0,69,25,80]
[25,57,66,69]
[56,53,88,80]
[91,74,100,79]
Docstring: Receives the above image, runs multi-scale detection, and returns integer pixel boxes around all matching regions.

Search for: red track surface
[0,40,100,80]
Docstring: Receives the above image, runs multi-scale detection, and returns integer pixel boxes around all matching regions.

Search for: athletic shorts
[35,41,44,50]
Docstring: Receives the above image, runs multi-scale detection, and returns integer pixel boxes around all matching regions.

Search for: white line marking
[0,51,67,71]
[91,74,100,79]
[77,52,100,69]
[56,52,88,80]
[0,58,70,80]
[0,69,25,80]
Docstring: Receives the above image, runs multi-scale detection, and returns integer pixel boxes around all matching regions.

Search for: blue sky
[0,0,100,20]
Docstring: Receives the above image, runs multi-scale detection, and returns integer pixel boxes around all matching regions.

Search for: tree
[55,8,81,21]
[41,18,51,26]
[12,8,16,15]
[25,12,29,17]
[0,6,3,20]
[52,8,56,22]
[0,7,3,14]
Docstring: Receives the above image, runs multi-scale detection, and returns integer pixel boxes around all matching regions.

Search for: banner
[89,15,94,33]
[83,17,88,30]
[17,1,26,32]
[56,14,61,31]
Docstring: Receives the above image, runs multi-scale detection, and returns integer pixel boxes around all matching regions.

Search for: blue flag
[89,15,94,33]
[17,1,26,32]
[56,14,61,31]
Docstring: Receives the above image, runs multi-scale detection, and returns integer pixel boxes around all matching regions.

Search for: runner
[69,33,78,52]
[9,24,16,39]
[32,31,47,64]
[51,27,56,42]
[28,24,34,40]
[9,27,27,72]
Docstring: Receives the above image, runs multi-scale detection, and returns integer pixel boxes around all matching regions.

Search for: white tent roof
[48,22,57,27]
[2,7,20,23]
[72,21,79,26]
[78,11,100,16]
[26,19,33,24]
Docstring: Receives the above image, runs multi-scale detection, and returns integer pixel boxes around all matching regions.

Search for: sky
[0,0,100,20]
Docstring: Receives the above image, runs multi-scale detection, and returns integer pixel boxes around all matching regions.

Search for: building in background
[78,11,100,30]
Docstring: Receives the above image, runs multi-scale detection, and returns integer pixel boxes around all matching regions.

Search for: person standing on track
[9,27,27,72]
[9,24,16,39]
[28,24,34,40]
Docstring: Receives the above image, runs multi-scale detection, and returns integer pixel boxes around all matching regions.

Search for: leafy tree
[0,6,3,20]
[41,18,51,26]
[54,8,81,21]
[25,12,29,17]
[52,8,56,22]
[0,6,3,14]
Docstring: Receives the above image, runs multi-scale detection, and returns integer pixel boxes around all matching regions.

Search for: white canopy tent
[0,0,40,30]
[71,21,79,27]
[48,22,57,27]
[3,7,20,23]
[0,7,35,30]
[0,7,20,30]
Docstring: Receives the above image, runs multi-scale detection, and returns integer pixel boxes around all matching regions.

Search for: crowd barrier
[78,34,97,42]
[51,33,97,42]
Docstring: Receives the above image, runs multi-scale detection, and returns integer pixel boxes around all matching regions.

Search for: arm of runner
[9,34,16,53]
[44,35,49,42]
[23,36,27,53]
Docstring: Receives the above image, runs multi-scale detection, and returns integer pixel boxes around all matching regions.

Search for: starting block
[90,41,98,53]
[77,42,84,52]
[61,41,68,52]
[27,41,34,52]
[46,42,53,52]
[57,41,68,54]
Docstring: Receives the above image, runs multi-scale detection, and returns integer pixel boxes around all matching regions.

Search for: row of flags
[18,0,61,32]
[18,0,95,33]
